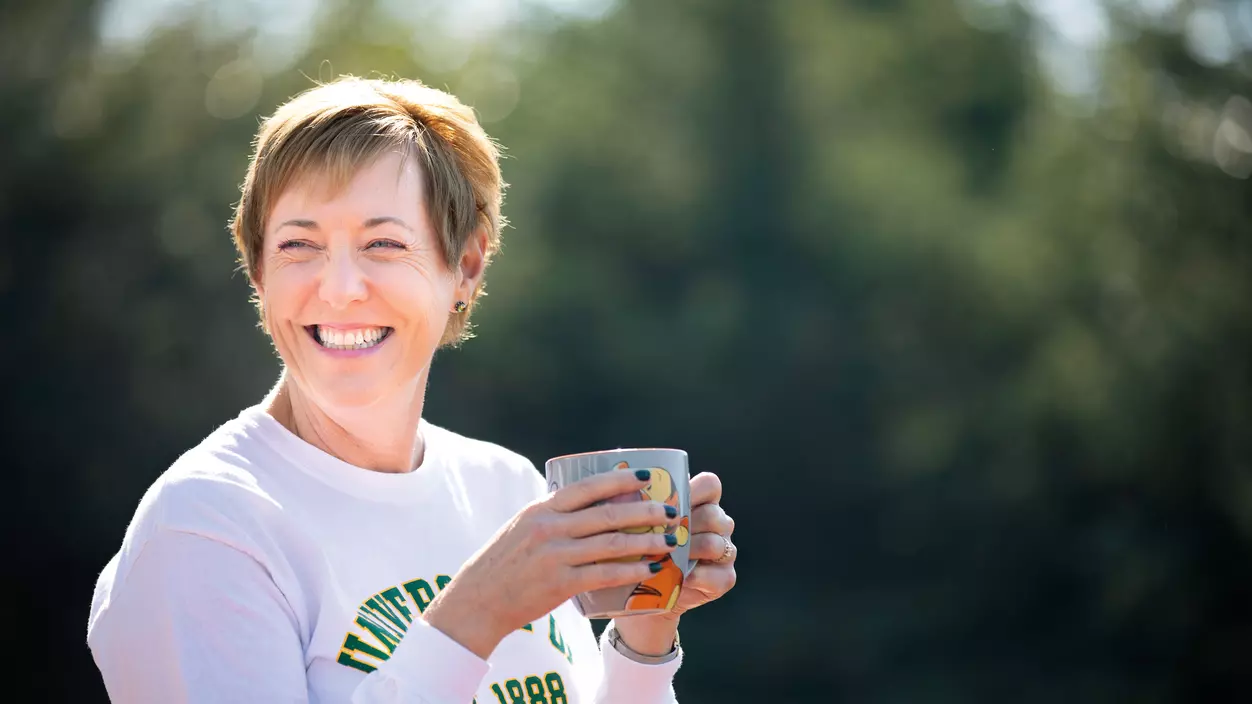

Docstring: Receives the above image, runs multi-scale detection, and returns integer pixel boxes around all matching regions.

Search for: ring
[712,534,736,564]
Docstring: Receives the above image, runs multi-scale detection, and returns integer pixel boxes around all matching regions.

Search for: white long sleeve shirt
[87,405,682,703]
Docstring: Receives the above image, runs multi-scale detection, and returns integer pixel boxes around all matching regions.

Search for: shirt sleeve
[88,529,491,704]
[87,529,310,704]
[350,618,490,703]
[593,620,682,704]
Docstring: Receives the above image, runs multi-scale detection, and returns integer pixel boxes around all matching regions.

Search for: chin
[304,373,407,410]
[280,339,431,411]
[312,385,386,410]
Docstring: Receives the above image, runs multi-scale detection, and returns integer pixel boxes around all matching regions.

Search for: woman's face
[257,151,465,411]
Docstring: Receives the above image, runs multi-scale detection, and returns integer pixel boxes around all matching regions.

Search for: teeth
[316,326,387,350]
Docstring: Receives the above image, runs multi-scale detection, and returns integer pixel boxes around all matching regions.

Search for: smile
[306,325,394,351]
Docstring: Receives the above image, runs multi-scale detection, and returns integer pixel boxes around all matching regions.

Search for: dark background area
[4,0,1251,701]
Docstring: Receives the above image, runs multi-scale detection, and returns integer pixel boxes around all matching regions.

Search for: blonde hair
[229,76,507,346]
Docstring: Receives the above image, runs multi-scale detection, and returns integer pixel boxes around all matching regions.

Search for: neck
[263,368,427,474]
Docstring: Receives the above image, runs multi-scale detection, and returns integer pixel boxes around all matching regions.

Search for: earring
[453,300,467,313]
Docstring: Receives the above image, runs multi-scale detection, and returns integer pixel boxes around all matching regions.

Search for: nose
[318,248,368,309]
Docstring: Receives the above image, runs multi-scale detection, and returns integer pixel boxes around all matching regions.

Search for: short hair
[229,76,507,346]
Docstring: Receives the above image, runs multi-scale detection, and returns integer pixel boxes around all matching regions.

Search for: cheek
[364,260,455,316]
[261,262,318,314]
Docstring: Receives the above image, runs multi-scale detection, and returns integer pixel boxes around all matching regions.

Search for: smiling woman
[232,77,504,348]
[258,150,479,426]
[84,76,738,704]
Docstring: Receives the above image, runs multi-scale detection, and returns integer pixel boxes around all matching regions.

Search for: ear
[455,226,489,298]
[248,265,270,333]
[248,251,265,295]
[250,269,264,304]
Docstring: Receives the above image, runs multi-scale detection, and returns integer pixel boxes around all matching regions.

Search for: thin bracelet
[606,626,682,665]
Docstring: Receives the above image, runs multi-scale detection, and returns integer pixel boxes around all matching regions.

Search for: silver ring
[712,534,736,564]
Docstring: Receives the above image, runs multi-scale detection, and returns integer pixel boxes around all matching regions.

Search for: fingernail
[649,561,664,573]
[664,504,677,519]
[635,469,651,481]
[664,534,678,547]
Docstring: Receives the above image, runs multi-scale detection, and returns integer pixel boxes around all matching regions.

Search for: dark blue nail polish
[664,504,677,519]
[665,534,678,547]
[649,561,664,573]
[635,469,650,481]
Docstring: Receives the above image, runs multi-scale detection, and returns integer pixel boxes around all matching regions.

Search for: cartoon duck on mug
[603,462,690,611]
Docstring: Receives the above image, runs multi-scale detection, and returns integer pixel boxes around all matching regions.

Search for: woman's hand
[613,472,737,655]
[423,468,683,658]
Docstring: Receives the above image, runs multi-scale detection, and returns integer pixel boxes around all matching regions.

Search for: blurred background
[3,0,1251,701]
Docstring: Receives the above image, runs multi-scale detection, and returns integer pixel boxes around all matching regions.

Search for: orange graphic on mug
[603,461,689,611]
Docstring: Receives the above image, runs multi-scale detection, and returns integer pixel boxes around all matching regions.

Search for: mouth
[305,325,394,351]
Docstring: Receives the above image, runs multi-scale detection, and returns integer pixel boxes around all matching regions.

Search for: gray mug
[545,448,694,619]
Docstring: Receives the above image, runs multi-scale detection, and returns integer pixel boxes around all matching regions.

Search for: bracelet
[606,626,681,665]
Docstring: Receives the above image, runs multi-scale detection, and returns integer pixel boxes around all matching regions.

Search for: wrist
[611,613,680,657]
[423,589,508,660]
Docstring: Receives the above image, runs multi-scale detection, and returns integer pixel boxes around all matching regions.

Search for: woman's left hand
[667,471,737,618]
[613,472,737,653]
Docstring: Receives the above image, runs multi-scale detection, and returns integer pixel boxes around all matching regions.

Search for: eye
[277,239,312,251]
[366,239,407,250]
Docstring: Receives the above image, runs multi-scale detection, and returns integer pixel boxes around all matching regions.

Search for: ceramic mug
[545,448,694,619]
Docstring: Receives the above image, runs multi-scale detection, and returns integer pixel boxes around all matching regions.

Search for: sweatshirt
[87,405,682,703]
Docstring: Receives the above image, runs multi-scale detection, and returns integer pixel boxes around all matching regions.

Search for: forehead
[268,151,425,224]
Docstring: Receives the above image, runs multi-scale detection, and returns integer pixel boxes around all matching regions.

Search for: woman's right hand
[423,468,681,658]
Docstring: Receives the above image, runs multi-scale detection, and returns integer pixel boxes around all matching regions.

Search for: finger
[563,500,680,539]
[546,467,653,513]
[573,560,666,592]
[689,472,723,508]
[687,532,738,563]
[690,504,734,537]
[562,531,678,565]
[682,563,737,599]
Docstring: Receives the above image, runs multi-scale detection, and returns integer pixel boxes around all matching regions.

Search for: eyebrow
[363,216,414,232]
[275,217,415,232]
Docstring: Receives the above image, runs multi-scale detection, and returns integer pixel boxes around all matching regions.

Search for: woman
[86,76,738,703]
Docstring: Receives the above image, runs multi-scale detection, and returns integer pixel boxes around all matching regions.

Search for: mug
[544,448,694,619]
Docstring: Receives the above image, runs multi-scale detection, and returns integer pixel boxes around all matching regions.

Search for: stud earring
[453,300,467,313]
